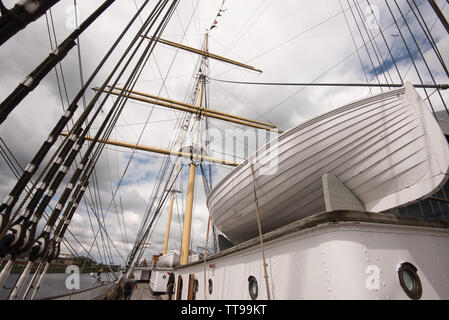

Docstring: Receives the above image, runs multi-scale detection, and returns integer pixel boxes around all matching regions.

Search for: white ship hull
[207,83,449,244]
[149,269,171,294]
[133,267,151,281]
[173,211,449,300]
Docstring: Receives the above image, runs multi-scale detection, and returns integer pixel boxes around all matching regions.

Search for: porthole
[398,262,422,300]
[208,279,213,295]
[248,276,258,300]
[194,279,199,292]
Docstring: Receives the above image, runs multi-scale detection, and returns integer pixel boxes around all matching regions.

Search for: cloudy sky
[0,0,448,267]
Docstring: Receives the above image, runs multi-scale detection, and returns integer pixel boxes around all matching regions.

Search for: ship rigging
[0,0,448,300]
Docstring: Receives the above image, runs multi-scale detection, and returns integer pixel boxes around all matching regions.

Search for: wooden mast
[180,43,207,264]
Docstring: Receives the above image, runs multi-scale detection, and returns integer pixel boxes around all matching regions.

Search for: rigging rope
[339,0,373,95]
[127,1,202,270]
[347,0,385,89]
[385,0,436,115]
[353,0,395,86]
[1,0,170,298]
[409,0,449,78]
[393,0,449,115]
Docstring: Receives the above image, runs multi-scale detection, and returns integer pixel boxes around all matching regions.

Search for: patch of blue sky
[118,154,160,187]
[366,37,433,80]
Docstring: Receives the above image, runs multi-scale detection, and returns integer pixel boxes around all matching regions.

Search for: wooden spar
[60,132,239,167]
[145,36,263,73]
[93,88,282,133]
[108,86,277,129]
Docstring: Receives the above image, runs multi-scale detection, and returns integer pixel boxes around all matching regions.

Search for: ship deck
[130,282,161,300]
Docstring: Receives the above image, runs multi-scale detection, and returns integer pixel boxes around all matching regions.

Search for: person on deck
[123,277,135,300]
[167,272,175,300]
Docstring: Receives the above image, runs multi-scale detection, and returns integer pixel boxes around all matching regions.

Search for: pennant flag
[209,1,227,31]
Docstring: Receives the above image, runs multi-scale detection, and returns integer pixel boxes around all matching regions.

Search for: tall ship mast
[0,0,448,301]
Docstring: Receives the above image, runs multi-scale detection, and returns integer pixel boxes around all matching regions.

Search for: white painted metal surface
[173,215,449,300]
[207,83,449,244]
[51,282,115,300]
[133,267,151,281]
[149,270,171,294]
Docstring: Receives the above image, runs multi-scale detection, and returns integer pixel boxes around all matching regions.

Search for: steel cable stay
[393,0,449,115]
[222,0,275,58]
[3,0,168,261]
[339,0,375,96]
[104,148,128,248]
[209,77,449,89]
[131,150,182,262]
[366,0,404,84]
[50,0,180,290]
[70,1,111,247]
[131,78,206,269]
[0,0,153,238]
[86,1,180,256]
[25,176,127,300]
[0,139,99,299]
[398,0,448,115]
[214,0,430,121]
[47,9,71,110]
[409,0,449,78]
[126,7,205,269]
[85,183,114,267]
[100,0,201,266]
[0,0,176,298]
[132,33,221,270]
[0,139,85,260]
[1,0,447,301]
[126,161,184,274]
[4,130,87,300]
[353,0,396,86]
[84,197,107,268]
[385,0,436,115]
[246,0,367,65]
[2,0,191,296]
[347,0,387,90]
[0,0,117,125]
[207,1,449,94]
[69,0,181,284]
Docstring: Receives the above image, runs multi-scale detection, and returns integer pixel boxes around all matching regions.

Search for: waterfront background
[0,271,117,300]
